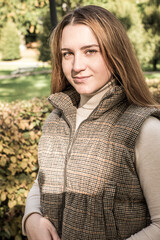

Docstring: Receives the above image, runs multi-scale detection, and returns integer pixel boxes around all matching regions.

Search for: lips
[73,76,91,83]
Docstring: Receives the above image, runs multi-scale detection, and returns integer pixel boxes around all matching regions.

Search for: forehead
[61,24,98,48]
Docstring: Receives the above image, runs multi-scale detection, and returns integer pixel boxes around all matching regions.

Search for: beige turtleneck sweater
[22,83,160,239]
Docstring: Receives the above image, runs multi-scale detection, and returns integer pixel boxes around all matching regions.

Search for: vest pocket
[103,181,120,240]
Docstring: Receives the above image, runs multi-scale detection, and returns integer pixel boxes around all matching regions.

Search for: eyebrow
[61,44,99,51]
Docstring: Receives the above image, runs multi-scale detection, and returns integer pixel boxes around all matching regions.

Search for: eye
[62,52,73,59]
[85,49,98,55]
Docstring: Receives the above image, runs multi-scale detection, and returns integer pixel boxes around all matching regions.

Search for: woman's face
[61,24,111,95]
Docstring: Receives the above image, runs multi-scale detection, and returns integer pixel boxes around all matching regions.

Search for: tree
[0,0,50,44]
[38,11,52,62]
[141,0,160,70]
[0,21,20,61]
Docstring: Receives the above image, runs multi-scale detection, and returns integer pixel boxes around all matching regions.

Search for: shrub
[0,21,21,61]
[146,78,160,104]
[0,98,52,239]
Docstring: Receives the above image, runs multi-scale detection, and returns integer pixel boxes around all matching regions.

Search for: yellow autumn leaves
[0,97,52,238]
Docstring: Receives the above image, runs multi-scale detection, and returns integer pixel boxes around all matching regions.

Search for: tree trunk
[153,58,158,71]
[49,0,58,29]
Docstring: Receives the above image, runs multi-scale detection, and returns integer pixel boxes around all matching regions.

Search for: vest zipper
[61,112,73,192]
[66,103,100,156]
[62,115,89,191]
[48,98,106,192]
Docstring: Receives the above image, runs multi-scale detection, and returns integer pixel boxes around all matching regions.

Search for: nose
[72,53,86,73]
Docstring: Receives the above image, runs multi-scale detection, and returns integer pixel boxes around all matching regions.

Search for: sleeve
[126,116,160,240]
[22,176,41,235]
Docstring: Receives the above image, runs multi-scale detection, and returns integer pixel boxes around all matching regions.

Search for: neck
[79,78,116,110]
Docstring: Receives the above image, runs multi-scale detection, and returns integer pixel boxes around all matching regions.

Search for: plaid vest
[38,83,160,240]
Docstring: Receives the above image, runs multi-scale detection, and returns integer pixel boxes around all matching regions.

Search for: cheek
[96,63,111,84]
[62,61,73,84]
[62,61,68,77]
[93,56,109,74]
[95,63,110,77]
[62,59,73,75]
[100,61,111,77]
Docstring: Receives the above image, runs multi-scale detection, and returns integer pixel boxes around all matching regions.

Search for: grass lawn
[0,69,51,102]
[0,69,160,103]
[144,71,160,80]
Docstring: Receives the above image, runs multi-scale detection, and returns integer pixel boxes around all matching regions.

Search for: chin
[72,80,97,94]
[76,89,92,95]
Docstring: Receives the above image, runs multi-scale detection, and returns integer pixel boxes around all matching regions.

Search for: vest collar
[48,79,127,120]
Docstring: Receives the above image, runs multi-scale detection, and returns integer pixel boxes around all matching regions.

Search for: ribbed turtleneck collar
[78,78,117,110]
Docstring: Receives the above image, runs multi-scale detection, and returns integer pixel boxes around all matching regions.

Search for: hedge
[0,21,21,61]
[0,81,160,239]
[146,78,160,104]
[0,98,52,240]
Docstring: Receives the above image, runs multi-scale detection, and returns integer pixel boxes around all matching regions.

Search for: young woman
[22,5,160,240]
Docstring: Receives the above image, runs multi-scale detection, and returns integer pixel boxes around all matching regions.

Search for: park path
[0,48,49,70]
[0,48,50,80]
[0,69,51,80]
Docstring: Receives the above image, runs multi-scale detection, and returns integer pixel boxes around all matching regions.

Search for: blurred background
[0,0,160,239]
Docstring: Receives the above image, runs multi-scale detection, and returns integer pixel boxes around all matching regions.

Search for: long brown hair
[50,5,158,107]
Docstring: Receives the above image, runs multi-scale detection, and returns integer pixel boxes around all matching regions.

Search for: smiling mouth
[73,76,91,83]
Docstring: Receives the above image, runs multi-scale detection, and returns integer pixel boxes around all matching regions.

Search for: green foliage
[99,0,155,66]
[38,11,52,62]
[0,21,21,61]
[146,78,160,103]
[141,0,160,70]
[0,98,52,239]
[0,0,50,44]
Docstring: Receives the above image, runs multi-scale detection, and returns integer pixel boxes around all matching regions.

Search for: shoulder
[123,104,160,120]
[117,104,160,132]
[135,116,160,200]
[113,105,160,150]
[117,103,159,123]
[42,108,62,132]
[138,116,160,142]
[135,116,160,165]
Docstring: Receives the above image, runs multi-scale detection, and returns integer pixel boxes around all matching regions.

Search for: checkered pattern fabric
[38,81,160,239]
